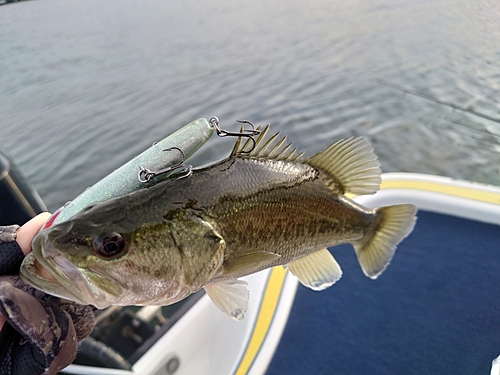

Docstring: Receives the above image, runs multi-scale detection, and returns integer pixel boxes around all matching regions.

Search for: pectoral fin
[220,251,281,277]
[287,248,342,291]
[204,280,249,321]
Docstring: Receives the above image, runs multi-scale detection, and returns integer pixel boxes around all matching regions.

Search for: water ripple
[1,0,500,209]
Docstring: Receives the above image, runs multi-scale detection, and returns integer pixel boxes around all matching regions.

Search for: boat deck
[267,210,500,374]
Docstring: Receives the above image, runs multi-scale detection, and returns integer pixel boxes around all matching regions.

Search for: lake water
[1,0,500,211]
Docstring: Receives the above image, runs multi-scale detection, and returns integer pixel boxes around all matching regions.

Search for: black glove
[0,225,95,375]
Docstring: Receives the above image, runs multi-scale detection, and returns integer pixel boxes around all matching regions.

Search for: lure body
[54,119,213,224]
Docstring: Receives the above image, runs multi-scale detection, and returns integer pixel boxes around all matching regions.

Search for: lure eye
[93,232,126,258]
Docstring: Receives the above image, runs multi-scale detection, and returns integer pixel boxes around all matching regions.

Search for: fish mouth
[19,230,115,309]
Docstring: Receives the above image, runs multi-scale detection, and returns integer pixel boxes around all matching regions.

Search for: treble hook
[138,147,193,183]
[209,116,260,153]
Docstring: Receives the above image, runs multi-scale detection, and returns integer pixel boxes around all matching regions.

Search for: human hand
[0,213,95,375]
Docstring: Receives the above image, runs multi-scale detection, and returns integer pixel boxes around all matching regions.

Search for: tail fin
[354,204,417,279]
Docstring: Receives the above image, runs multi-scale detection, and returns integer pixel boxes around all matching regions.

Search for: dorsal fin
[306,137,381,195]
[230,124,304,162]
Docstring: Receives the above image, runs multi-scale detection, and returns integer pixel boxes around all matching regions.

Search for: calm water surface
[1,0,500,210]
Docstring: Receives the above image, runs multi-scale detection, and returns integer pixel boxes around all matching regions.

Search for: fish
[20,125,417,320]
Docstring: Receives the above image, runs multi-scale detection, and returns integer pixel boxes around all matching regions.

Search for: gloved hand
[0,213,95,375]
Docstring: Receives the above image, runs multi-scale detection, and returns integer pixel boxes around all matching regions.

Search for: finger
[16,212,52,256]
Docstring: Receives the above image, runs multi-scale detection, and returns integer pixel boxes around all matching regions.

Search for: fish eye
[93,232,126,258]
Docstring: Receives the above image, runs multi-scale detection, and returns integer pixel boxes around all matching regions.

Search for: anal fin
[287,248,342,291]
[204,280,249,321]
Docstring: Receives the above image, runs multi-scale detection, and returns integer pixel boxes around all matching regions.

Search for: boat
[0,0,21,5]
[2,151,500,374]
[0,151,47,226]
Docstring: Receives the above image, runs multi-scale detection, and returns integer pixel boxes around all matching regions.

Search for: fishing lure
[52,117,259,225]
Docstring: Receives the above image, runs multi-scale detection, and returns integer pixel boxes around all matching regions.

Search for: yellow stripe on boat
[380,177,500,205]
[234,266,287,375]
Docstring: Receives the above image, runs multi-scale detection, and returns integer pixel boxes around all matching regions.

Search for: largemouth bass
[20,126,417,320]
